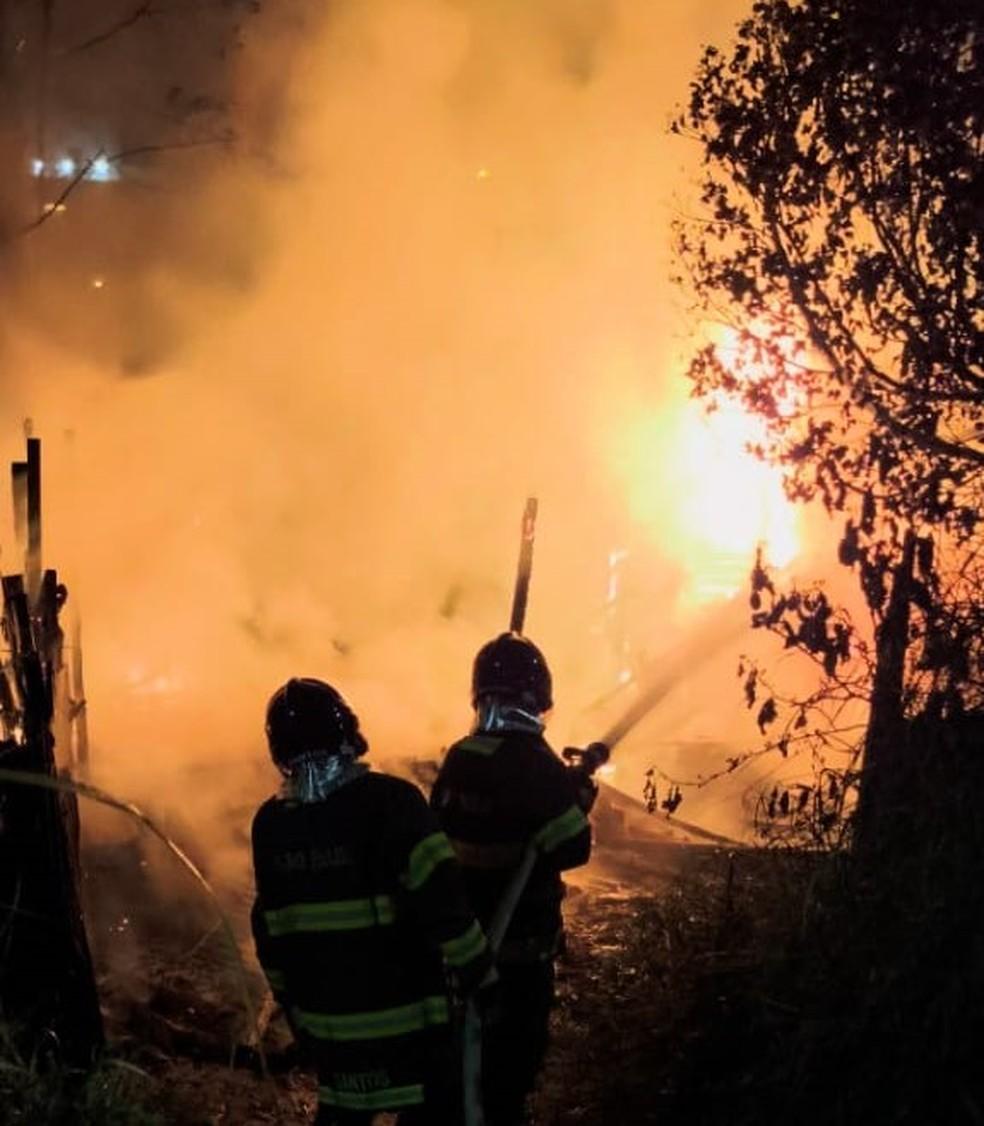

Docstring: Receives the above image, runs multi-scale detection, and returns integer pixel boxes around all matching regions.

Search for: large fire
[0,0,783,848]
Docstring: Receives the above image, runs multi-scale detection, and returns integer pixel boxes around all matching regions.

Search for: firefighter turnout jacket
[251,771,490,1116]
[430,731,592,959]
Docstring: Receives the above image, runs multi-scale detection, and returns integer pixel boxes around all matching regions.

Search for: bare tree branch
[7,137,232,241]
[17,151,100,236]
[767,215,984,470]
[64,2,158,54]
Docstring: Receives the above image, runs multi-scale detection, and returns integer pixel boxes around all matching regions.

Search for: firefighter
[431,634,595,1126]
[251,677,491,1125]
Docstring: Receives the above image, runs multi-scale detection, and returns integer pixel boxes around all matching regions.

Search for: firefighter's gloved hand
[582,741,611,771]
[562,743,610,774]
[563,742,609,812]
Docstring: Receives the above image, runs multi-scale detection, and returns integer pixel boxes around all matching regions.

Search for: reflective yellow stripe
[533,804,589,853]
[456,736,502,756]
[441,920,487,967]
[319,1083,424,1110]
[264,968,287,993]
[264,896,394,936]
[402,831,456,891]
[294,995,450,1041]
[449,838,525,869]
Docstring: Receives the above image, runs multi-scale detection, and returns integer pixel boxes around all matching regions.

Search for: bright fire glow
[675,401,797,570]
[621,386,799,604]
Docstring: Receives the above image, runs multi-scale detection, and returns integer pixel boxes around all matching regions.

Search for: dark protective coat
[430,730,592,952]
[431,730,592,1121]
[251,771,489,1119]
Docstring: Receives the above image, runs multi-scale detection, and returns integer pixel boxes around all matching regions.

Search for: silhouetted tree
[675,0,983,842]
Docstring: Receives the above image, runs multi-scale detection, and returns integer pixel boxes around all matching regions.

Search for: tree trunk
[854,530,916,853]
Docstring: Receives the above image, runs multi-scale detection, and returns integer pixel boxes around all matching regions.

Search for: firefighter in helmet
[431,635,594,1126]
[251,678,490,1125]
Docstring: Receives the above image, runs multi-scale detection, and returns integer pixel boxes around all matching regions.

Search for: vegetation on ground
[0,1028,164,1126]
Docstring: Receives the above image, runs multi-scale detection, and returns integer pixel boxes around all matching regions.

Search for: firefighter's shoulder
[444,733,506,759]
[250,794,283,840]
[476,730,567,771]
[361,769,432,813]
[508,733,583,804]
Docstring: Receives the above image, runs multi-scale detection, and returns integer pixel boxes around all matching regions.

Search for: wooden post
[68,612,90,772]
[26,435,42,604]
[11,459,27,556]
[509,497,538,635]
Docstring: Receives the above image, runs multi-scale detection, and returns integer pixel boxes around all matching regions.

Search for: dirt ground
[77,781,982,1126]
[535,838,732,1126]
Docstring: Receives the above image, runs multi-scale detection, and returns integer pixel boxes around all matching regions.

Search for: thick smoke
[0,0,815,875]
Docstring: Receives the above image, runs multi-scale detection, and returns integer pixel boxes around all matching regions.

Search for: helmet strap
[279,751,369,804]
[473,697,545,736]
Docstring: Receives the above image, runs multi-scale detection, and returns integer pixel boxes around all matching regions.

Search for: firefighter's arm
[529,752,593,872]
[395,789,492,994]
[250,806,291,1006]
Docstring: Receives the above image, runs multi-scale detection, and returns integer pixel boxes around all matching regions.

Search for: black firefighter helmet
[471,633,553,713]
[265,677,368,772]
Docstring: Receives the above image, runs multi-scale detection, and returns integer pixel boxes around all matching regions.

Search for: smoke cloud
[0,0,827,871]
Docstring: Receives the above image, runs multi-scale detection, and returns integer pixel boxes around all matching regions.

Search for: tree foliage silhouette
[676,0,983,833]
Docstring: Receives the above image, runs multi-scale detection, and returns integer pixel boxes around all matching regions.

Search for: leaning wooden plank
[26,436,42,603]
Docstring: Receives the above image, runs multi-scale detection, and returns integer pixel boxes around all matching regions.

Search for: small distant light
[30,158,45,177]
[91,277,105,289]
[55,156,76,178]
[476,167,491,181]
[88,156,116,182]
[55,202,67,212]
